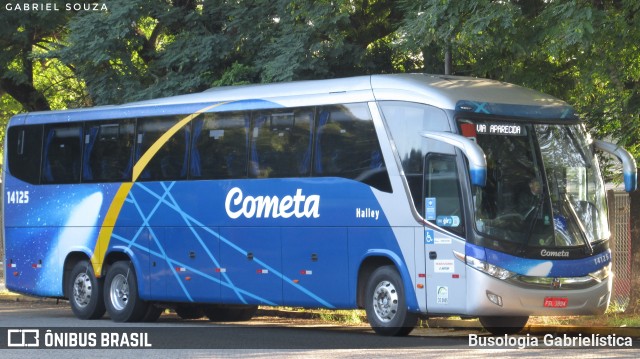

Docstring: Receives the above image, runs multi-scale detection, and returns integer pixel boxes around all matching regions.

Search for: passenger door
[423,154,467,313]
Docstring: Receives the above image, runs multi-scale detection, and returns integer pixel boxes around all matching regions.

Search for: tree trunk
[0,77,50,112]
[444,44,452,75]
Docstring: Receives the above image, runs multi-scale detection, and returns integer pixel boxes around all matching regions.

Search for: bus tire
[364,265,417,336]
[68,260,106,320]
[203,304,258,322]
[479,315,529,335]
[103,261,148,322]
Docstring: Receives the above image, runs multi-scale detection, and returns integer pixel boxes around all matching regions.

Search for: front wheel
[364,265,417,336]
[103,261,149,322]
[68,260,106,319]
[479,316,529,335]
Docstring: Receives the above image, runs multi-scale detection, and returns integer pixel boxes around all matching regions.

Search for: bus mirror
[421,131,487,187]
[593,140,637,192]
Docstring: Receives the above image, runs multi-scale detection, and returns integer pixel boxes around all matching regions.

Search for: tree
[253,0,404,81]
[56,0,230,104]
[0,0,73,111]
[398,0,520,75]
[56,0,405,103]
[2,0,640,165]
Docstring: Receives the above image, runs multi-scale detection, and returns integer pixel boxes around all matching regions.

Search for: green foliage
[1,0,640,168]
[0,0,72,111]
[0,94,23,164]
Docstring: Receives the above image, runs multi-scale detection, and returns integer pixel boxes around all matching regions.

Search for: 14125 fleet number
[6,191,29,204]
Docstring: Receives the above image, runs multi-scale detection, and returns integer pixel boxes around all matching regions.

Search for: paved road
[0,299,638,358]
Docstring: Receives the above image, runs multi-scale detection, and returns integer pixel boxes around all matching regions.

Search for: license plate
[544,297,568,308]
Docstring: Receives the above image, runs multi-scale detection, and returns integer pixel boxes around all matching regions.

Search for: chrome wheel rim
[72,273,92,308]
[109,273,129,311]
[372,280,398,323]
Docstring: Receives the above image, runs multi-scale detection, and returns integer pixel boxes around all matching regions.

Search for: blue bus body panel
[4,181,116,296]
[282,227,349,307]
[3,175,409,309]
[219,226,282,305]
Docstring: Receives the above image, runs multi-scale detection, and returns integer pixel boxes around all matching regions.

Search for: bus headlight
[589,264,611,283]
[454,251,515,280]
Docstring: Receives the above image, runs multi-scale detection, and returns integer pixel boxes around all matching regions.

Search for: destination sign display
[475,123,526,136]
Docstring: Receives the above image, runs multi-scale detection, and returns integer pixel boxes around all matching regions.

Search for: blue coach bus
[2,74,637,336]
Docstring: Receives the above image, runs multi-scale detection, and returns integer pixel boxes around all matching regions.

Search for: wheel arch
[62,251,92,298]
[102,246,149,299]
[356,250,418,311]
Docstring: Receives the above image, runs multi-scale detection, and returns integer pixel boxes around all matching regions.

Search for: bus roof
[10,74,572,125]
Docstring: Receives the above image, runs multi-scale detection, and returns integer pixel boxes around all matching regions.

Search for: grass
[316,309,366,324]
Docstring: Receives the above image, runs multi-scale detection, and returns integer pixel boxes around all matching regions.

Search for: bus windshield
[460,120,608,253]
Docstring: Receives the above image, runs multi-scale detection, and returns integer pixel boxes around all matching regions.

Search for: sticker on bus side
[425,198,436,220]
[425,229,434,244]
[434,260,454,273]
[436,286,449,304]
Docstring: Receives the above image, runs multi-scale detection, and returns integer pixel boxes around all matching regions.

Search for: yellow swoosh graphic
[91,102,229,276]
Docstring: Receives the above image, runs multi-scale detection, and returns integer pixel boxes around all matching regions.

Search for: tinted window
[7,125,43,184]
[42,124,83,184]
[136,116,190,181]
[424,155,464,236]
[191,112,249,179]
[250,108,313,178]
[315,104,390,192]
[83,120,135,182]
[379,101,450,209]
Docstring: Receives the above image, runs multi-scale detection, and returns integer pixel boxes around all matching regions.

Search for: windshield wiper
[523,189,547,248]
[563,193,594,255]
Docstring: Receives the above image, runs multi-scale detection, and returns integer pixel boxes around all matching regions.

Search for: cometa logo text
[225,187,320,219]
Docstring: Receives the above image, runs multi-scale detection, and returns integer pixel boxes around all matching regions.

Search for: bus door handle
[429,251,437,260]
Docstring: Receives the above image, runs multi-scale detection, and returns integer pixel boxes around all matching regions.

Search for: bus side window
[83,120,135,182]
[250,108,313,178]
[314,104,391,192]
[378,101,451,211]
[191,112,249,179]
[136,117,190,181]
[424,154,465,236]
[42,124,83,184]
[7,125,43,184]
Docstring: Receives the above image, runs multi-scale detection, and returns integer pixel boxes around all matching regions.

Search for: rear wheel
[203,304,258,322]
[479,316,529,335]
[68,260,106,319]
[364,265,417,336]
[104,261,149,322]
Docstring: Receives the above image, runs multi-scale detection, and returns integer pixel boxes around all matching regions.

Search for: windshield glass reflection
[460,120,608,253]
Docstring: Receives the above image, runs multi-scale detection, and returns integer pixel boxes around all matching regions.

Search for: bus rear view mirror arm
[421,131,487,187]
[593,140,638,192]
